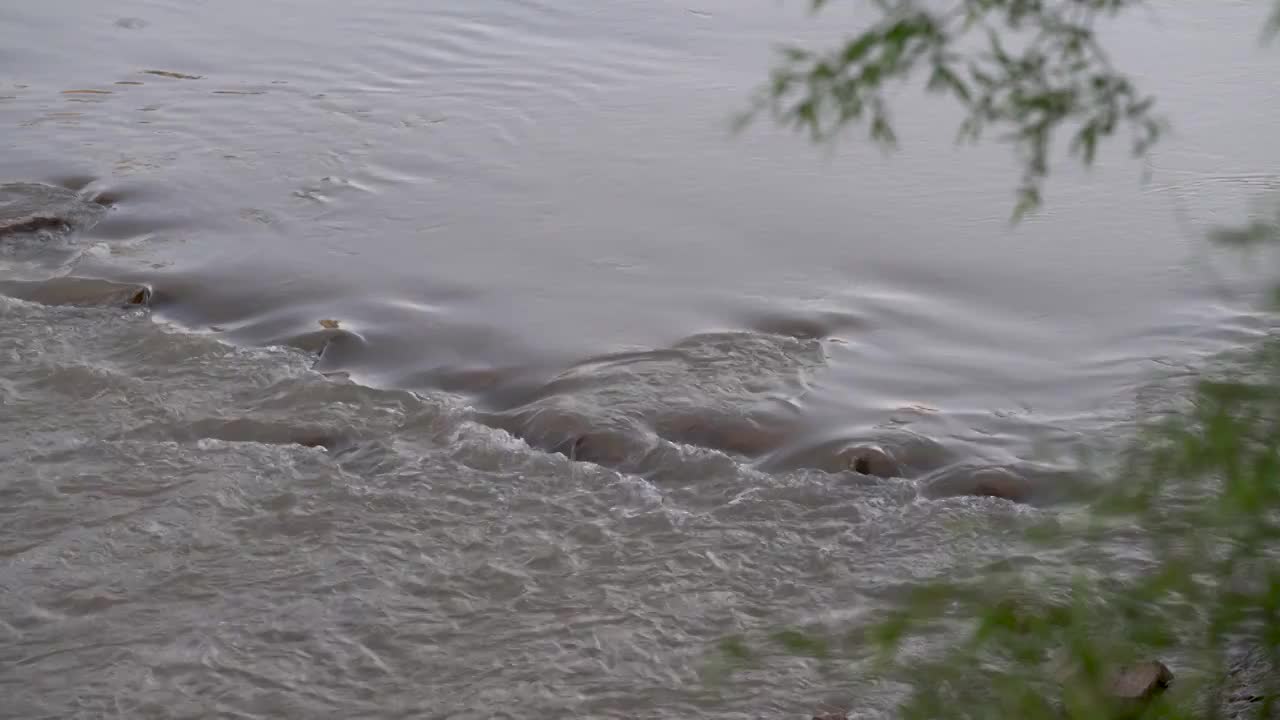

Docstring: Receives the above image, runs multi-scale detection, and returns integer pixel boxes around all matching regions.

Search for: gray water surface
[2,1,1279,717]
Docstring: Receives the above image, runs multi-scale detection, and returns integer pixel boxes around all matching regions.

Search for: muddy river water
[2,2,1279,717]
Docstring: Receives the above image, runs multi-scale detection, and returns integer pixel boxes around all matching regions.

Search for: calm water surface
[2,1,1279,717]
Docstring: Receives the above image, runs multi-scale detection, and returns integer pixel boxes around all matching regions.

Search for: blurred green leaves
[707,202,1280,716]
[719,5,1280,715]
[741,1,1187,217]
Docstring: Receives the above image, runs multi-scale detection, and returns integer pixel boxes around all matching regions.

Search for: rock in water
[856,445,908,476]
[653,410,789,457]
[0,277,151,308]
[1056,658,1173,718]
[0,183,108,266]
[921,464,1034,503]
[1105,660,1173,701]
[757,428,952,478]
[0,183,105,239]
[0,216,70,235]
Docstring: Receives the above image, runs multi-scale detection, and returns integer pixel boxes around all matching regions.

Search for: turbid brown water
[2,1,1280,718]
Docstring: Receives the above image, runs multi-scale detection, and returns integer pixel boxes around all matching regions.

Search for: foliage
[710,210,1280,717]
[721,5,1280,716]
[741,1,1277,217]
[863,323,1280,720]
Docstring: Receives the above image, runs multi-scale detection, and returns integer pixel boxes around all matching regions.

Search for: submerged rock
[276,325,369,372]
[123,417,354,454]
[475,330,824,469]
[0,276,151,308]
[0,182,105,239]
[842,443,900,477]
[0,183,109,268]
[654,410,790,457]
[922,464,1033,503]
[0,216,71,236]
[479,404,655,468]
[1055,659,1173,718]
[1105,660,1174,702]
[920,461,1087,505]
[757,428,952,478]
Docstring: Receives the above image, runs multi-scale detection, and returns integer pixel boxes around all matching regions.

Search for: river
[2,2,1278,718]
